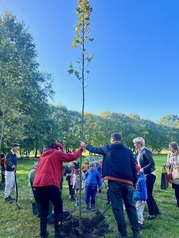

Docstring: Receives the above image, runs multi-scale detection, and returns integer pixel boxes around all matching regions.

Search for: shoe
[5,196,13,203]
[116,233,128,238]
[91,205,95,211]
[9,196,15,201]
[139,223,144,230]
[133,233,142,238]
[146,214,156,220]
[84,204,89,211]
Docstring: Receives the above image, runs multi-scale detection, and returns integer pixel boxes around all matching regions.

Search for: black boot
[54,214,67,238]
[40,217,49,238]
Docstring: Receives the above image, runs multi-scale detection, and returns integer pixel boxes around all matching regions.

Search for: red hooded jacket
[33,148,83,189]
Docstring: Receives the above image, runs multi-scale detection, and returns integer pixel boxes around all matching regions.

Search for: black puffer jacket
[138,148,155,175]
[85,143,137,184]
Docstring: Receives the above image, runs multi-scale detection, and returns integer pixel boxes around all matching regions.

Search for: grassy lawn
[0,155,179,238]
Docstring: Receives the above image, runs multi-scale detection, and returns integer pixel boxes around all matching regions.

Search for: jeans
[35,185,63,218]
[85,185,97,205]
[146,174,159,215]
[108,180,139,236]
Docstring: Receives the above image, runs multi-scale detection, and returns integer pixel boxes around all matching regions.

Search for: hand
[140,168,144,173]
[142,201,146,205]
[80,141,86,148]
[98,187,102,193]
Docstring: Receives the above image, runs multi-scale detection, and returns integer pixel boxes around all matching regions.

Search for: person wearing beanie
[93,157,102,177]
[82,157,90,174]
[33,141,83,238]
[134,165,147,230]
[83,161,102,211]
[81,133,141,238]
[89,161,95,167]
[4,143,19,203]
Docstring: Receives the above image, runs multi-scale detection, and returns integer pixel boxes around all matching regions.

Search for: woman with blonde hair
[133,137,160,220]
[164,142,179,207]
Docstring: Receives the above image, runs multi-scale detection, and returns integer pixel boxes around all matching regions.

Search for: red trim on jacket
[103,176,134,186]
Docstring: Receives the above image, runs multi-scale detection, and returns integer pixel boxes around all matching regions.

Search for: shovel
[15,173,20,209]
[90,203,111,227]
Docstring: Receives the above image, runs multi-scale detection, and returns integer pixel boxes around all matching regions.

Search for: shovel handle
[102,203,111,214]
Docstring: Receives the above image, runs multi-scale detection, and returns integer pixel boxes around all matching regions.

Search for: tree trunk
[35,148,38,158]
[0,113,5,151]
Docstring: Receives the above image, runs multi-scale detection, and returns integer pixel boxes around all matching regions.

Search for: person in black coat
[81,133,141,238]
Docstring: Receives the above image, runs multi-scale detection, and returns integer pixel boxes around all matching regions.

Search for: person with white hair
[133,137,160,220]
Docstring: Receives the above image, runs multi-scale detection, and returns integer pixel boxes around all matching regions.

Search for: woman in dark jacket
[133,137,160,220]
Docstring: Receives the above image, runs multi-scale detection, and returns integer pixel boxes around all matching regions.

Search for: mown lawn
[0,155,179,238]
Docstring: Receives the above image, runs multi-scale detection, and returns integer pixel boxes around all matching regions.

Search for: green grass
[0,155,179,238]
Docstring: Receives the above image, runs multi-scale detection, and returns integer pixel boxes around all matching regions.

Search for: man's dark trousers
[108,180,139,236]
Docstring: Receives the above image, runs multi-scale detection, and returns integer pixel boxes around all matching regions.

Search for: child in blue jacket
[84,161,102,211]
[134,165,148,230]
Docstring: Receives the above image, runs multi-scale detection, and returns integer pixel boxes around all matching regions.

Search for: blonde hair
[133,137,145,146]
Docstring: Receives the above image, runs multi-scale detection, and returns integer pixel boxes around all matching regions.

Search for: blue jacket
[85,143,137,185]
[134,172,147,201]
[84,168,102,187]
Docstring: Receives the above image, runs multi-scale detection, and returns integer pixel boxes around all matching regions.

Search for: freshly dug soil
[61,210,111,237]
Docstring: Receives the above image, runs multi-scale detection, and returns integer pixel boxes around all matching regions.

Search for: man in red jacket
[33,142,83,238]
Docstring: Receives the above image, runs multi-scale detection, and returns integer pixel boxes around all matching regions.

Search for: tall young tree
[68,0,94,226]
[68,0,93,140]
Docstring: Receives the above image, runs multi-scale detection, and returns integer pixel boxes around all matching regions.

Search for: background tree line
[0,12,179,155]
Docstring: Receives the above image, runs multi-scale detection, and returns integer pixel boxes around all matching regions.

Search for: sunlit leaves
[0,11,54,151]
[68,0,93,82]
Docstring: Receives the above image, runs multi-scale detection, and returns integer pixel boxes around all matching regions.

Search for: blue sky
[1,0,179,122]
